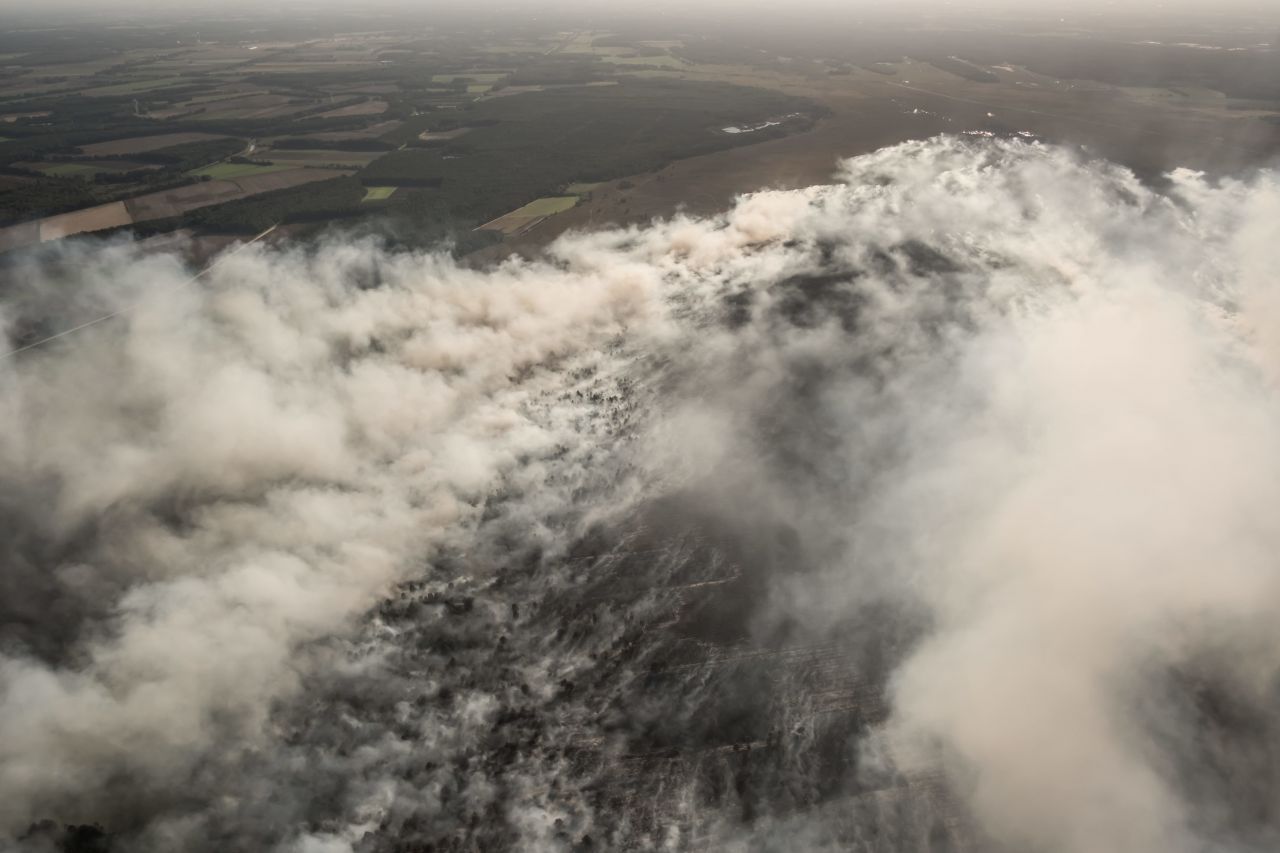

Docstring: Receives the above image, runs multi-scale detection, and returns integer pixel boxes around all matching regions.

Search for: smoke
[0,235,665,846]
[2,136,1279,852]
[831,149,1280,853]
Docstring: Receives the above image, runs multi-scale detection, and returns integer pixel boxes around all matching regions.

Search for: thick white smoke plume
[0,236,664,845]
[1,137,1278,852]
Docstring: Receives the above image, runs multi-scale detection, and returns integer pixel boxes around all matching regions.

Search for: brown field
[0,201,135,252]
[124,180,248,221]
[125,167,352,221]
[40,202,133,241]
[316,99,388,119]
[475,85,545,101]
[79,132,232,157]
[417,127,472,142]
[474,80,618,102]
[147,106,208,121]
[1,111,51,123]
[284,119,403,143]
[356,120,405,136]
[191,94,315,121]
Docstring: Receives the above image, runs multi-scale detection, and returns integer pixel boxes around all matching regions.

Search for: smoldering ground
[1,136,1279,853]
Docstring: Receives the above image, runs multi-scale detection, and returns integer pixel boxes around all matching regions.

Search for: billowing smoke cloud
[1,136,1278,853]
[0,234,666,848]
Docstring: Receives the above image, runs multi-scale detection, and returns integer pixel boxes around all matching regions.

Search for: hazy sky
[1,0,1277,21]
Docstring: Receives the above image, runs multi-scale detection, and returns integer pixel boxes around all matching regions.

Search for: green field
[565,182,603,195]
[479,195,580,234]
[362,186,398,202]
[188,163,291,180]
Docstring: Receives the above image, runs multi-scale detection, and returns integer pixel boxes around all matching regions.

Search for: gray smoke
[1,137,1279,852]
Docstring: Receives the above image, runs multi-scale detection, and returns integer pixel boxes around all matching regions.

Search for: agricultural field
[188,162,290,180]
[315,99,388,119]
[479,196,579,235]
[362,78,818,225]
[39,201,133,240]
[39,163,108,178]
[0,18,912,250]
[31,159,159,178]
[416,127,472,142]
[0,200,133,250]
[0,9,1275,254]
[261,150,383,168]
[128,167,353,220]
[83,76,194,97]
[0,12,840,249]
[432,73,507,84]
[79,133,233,157]
[192,95,318,122]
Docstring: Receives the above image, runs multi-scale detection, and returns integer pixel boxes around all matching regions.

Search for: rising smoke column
[1,137,1278,852]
